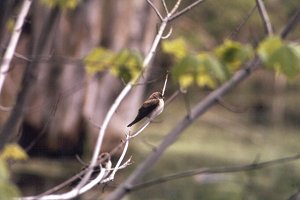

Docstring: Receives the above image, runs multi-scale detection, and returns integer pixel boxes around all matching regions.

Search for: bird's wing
[138,98,159,115]
[127,99,159,127]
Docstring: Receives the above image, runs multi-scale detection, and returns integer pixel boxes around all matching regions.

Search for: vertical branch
[256,0,273,35]
[161,73,168,96]
[0,0,32,96]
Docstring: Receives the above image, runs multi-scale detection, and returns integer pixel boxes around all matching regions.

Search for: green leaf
[0,144,28,161]
[162,38,188,60]
[172,55,200,88]
[215,39,253,72]
[41,0,79,9]
[257,36,283,63]
[84,47,114,74]
[198,53,229,83]
[179,74,194,88]
[172,54,220,89]
[196,73,217,88]
[0,161,20,199]
[268,45,300,79]
[111,49,142,82]
[258,37,300,79]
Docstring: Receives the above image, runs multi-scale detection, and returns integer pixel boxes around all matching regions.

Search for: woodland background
[0,0,300,199]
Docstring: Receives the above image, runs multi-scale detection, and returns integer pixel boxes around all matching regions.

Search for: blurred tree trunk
[14,0,159,156]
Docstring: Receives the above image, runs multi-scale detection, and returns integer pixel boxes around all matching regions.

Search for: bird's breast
[150,99,164,119]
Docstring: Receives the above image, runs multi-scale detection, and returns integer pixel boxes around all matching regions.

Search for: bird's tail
[127,120,136,127]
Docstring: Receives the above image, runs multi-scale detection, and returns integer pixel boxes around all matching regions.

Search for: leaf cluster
[258,36,300,79]
[84,48,142,82]
[162,37,300,89]
[162,38,253,89]
[41,0,80,9]
[0,144,28,199]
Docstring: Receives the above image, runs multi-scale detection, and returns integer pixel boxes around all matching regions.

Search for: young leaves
[258,36,300,79]
[163,38,251,89]
[215,39,253,72]
[84,48,142,82]
[0,143,28,161]
[41,0,79,9]
[0,144,27,199]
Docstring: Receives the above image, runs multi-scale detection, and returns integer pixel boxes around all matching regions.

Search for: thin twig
[229,4,257,39]
[256,0,273,35]
[161,0,169,14]
[131,153,300,191]
[217,97,247,113]
[102,135,130,182]
[162,72,168,96]
[280,4,300,38]
[146,0,163,21]
[169,0,206,21]
[161,27,173,39]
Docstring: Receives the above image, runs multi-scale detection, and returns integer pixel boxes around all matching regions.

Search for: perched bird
[127,91,164,127]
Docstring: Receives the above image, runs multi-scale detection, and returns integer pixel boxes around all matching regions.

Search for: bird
[127,91,164,127]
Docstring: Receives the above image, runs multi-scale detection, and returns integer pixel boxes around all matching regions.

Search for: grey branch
[256,0,273,35]
[131,152,300,191]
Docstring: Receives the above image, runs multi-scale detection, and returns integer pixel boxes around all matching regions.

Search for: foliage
[0,144,28,199]
[41,0,80,9]
[0,144,28,161]
[84,48,142,82]
[162,38,252,89]
[258,36,300,79]
[162,36,300,89]
[215,39,253,72]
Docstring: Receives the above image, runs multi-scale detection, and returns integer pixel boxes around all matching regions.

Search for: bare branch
[169,0,206,21]
[280,4,300,38]
[0,0,32,96]
[161,72,168,96]
[161,27,173,39]
[229,4,257,39]
[161,0,169,14]
[130,153,300,191]
[147,0,163,21]
[102,135,130,182]
[168,0,183,17]
[217,97,247,113]
[256,0,273,35]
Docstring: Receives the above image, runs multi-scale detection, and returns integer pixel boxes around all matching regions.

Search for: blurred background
[1,0,300,199]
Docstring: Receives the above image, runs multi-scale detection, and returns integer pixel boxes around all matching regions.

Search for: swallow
[127,91,164,127]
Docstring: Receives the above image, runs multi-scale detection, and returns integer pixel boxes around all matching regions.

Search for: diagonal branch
[131,152,300,191]
[256,0,273,35]
[169,0,206,21]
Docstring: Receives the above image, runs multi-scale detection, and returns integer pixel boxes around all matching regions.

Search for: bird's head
[149,91,163,99]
